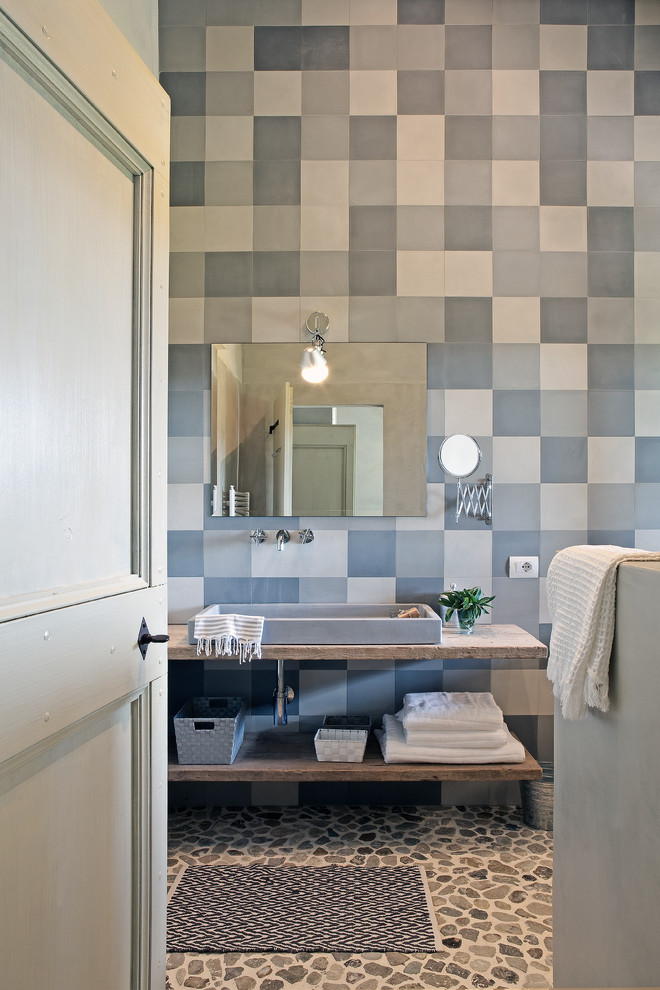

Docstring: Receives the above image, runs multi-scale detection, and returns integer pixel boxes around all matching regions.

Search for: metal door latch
[138,617,170,659]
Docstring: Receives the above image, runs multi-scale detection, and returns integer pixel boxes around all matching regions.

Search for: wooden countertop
[167,623,547,661]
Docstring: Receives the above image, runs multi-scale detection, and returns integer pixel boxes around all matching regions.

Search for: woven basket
[174,697,245,765]
[520,761,554,830]
[314,727,369,763]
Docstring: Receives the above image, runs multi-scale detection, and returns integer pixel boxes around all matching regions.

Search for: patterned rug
[167,864,441,953]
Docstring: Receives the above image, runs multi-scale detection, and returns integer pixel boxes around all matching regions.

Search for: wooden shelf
[168,731,542,783]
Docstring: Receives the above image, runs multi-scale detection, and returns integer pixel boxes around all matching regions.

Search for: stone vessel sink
[188,603,442,646]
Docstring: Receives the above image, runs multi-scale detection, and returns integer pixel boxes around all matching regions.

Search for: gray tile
[350,26,398,70]
[493,390,541,436]
[492,207,539,251]
[444,161,492,205]
[349,116,397,160]
[635,72,660,115]
[395,530,444,577]
[490,484,541,530]
[635,484,660,529]
[397,71,445,114]
[540,71,586,115]
[588,0,634,25]
[540,252,588,297]
[541,436,587,482]
[302,71,350,115]
[587,25,633,69]
[445,115,491,160]
[540,298,587,343]
[427,436,444,481]
[587,207,633,252]
[397,206,444,250]
[588,344,634,389]
[492,530,540,577]
[169,344,210,390]
[540,529,587,573]
[301,116,349,159]
[300,251,349,295]
[634,208,660,251]
[253,161,300,205]
[254,0,301,25]
[634,163,660,207]
[540,0,586,23]
[159,0,206,27]
[492,24,540,68]
[587,117,633,161]
[397,0,446,25]
[427,345,444,388]
[350,206,397,251]
[588,484,635,529]
[445,297,492,342]
[159,27,206,72]
[492,343,540,388]
[587,253,634,298]
[253,251,300,296]
[206,162,253,205]
[397,24,445,69]
[168,437,205,483]
[349,296,398,340]
[253,206,301,251]
[541,390,588,436]
[250,577,300,602]
[205,251,252,297]
[170,162,205,207]
[207,0,256,26]
[170,252,205,298]
[349,252,397,295]
[540,115,586,161]
[492,250,541,296]
[298,578,348,602]
[635,345,660,390]
[635,26,660,70]
[168,530,204,576]
[492,116,539,160]
[302,26,349,70]
[204,297,252,342]
[349,161,397,205]
[254,26,301,70]
[588,529,635,546]
[540,160,586,206]
[587,390,634,435]
[444,206,492,251]
[445,26,492,69]
[444,343,492,388]
[206,72,253,115]
[490,579,540,632]
[253,116,301,159]
[397,297,444,341]
[587,297,634,343]
[395,579,445,613]
[347,530,396,576]
[160,71,206,116]
[493,0,541,23]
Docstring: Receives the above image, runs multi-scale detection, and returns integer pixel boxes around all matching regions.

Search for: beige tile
[254,72,302,115]
[635,252,660,298]
[303,0,350,24]
[492,297,540,343]
[587,162,634,206]
[170,207,205,253]
[301,161,349,204]
[397,161,444,205]
[636,0,660,24]
[588,437,635,483]
[539,25,587,69]
[168,298,204,344]
[492,70,540,115]
[444,70,492,115]
[206,116,253,161]
[587,71,634,117]
[349,70,397,114]
[444,389,493,436]
[204,206,253,251]
[254,206,301,251]
[539,206,587,252]
[445,251,493,296]
[350,0,397,24]
[171,117,206,162]
[300,296,349,340]
[206,26,253,70]
[301,205,349,250]
[635,298,660,343]
[397,25,445,69]
[493,437,541,483]
[492,161,539,206]
[540,343,587,389]
[251,298,301,343]
[634,117,660,161]
[491,667,540,715]
[445,0,493,23]
[397,251,444,296]
[540,483,588,530]
[397,115,445,160]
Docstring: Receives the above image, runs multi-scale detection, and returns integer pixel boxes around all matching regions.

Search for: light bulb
[301,344,328,383]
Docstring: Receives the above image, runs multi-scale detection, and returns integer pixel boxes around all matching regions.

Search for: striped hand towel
[193,613,264,663]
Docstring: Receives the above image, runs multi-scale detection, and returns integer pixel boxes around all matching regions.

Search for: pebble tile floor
[167,805,552,990]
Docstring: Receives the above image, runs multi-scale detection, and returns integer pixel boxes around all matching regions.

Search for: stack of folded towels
[375,691,525,764]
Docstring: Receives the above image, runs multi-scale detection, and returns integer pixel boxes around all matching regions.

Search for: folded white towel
[402,692,504,732]
[193,612,264,663]
[376,714,525,764]
[395,710,509,749]
[546,545,660,720]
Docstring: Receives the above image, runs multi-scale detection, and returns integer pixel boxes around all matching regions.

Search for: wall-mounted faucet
[250,528,266,544]
[276,529,290,551]
[298,528,314,544]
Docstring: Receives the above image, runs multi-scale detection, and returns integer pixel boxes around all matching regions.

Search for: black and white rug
[167,864,441,953]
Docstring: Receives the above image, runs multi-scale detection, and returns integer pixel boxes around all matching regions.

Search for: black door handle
[138,617,170,659]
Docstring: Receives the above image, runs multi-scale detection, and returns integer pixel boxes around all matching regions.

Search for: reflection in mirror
[211,343,427,517]
[438,433,482,479]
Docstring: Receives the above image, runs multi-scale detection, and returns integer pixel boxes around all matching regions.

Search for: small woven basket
[520,761,554,830]
[174,697,245,765]
[314,727,369,763]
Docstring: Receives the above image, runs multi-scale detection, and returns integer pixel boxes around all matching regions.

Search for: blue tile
[427,344,445,388]
[635,484,660,529]
[250,578,300,602]
[493,391,541,436]
[347,669,396,717]
[588,530,634,546]
[492,531,540,578]
[204,577,252,604]
[541,437,588,483]
[395,531,444,578]
[636,438,660,482]
[203,668,253,709]
[252,666,299,716]
[168,391,205,437]
[504,716,539,756]
[445,343,492,389]
[589,484,635,530]
[168,437,205,483]
[588,345,634,390]
[299,578,348,602]
[395,579,444,613]
[348,530,396,576]
[168,530,204,576]
[394,664,443,710]
[427,437,445,483]
[169,344,211,390]
[491,484,541,531]
[587,390,634,435]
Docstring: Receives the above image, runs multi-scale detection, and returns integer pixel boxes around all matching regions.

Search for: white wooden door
[0,2,170,988]
[292,424,356,516]
[272,382,293,516]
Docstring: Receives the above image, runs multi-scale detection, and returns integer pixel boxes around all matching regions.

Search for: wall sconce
[301,311,329,383]
[439,434,492,526]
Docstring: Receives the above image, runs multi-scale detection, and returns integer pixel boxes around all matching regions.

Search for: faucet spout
[276,529,290,551]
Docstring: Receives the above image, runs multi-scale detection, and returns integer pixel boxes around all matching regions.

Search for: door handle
[138,617,170,659]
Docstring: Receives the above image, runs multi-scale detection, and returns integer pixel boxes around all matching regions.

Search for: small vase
[457,610,475,634]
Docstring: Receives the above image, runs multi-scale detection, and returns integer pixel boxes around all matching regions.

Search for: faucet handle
[250,528,266,544]
[298,528,314,544]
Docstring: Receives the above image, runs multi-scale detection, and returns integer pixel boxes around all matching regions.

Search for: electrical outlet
[507,555,539,579]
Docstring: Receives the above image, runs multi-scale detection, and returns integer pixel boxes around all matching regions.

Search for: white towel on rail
[193,612,264,662]
[546,544,660,720]
[402,692,504,732]
[376,714,524,764]
[395,711,509,749]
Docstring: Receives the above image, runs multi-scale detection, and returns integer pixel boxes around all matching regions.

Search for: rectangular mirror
[211,342,427,517]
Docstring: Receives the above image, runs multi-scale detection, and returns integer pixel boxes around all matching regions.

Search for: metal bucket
[520,761,554,830]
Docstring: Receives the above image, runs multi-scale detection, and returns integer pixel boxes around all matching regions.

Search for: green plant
[438,586,495,625]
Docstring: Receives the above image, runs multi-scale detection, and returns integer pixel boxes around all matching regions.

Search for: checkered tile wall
[162,0,660,803]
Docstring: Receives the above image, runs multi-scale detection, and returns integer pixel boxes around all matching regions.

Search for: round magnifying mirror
[439,434,482,479]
